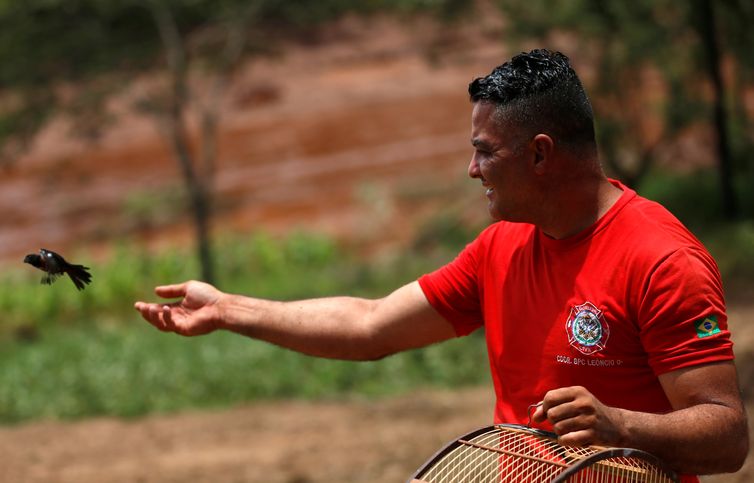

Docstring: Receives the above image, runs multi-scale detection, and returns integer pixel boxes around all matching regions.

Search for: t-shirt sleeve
[637,247,733,376]
[418,238,485,336]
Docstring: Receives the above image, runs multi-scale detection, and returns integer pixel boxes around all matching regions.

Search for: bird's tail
[67,265,92,291]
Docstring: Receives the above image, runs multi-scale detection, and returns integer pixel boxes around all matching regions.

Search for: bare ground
[0,387,496,483]
[0,383,751,483]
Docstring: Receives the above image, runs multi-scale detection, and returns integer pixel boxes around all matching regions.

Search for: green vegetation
[0,229,489,424]
[639,168,754,288]
[0,323,488,423]
[639,168,754,227]
[495,0,754,219]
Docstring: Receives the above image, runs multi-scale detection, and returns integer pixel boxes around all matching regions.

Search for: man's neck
[538,177,623,240]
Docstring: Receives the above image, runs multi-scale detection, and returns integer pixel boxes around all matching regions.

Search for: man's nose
[468,155,481,178]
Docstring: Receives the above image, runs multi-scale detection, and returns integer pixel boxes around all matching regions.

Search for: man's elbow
[356,350,392,362]
[723,428,750,473]
[335,323,388,362]
[346,306,406,361]
[350,321,403,362]
[710,418,749,474]
[353,334,401,362]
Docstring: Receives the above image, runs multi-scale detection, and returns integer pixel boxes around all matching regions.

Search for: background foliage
[495,0,754,218]
[0,228,490,424]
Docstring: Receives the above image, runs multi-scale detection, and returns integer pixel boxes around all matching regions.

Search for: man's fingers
[135,297,190,335]
[531,402,546,423]
[539,386,586,419]
[546,402,583,425]
[557,428,594,447]
[162,305,177,332]
[543,386,581,406]
[134,302,169,332]
[148,304,167,330]
[533,402,575,424]
[551,412,593,436]
[155,283,188,299]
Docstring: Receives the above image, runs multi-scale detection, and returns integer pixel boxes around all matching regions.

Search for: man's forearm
[214,281,456,361]
[615,402,748,475]
[217,293,385,360]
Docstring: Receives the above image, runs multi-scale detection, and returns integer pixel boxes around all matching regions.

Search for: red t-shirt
[418,180,732,481]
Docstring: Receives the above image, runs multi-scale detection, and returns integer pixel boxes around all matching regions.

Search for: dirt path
[0,387,496,483]
[1,384,751,483]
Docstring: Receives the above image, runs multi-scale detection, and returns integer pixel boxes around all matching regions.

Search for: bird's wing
[41,272,62,285]
[41,249,66,274]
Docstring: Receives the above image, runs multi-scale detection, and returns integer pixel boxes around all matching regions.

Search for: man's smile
[481,179,494,197]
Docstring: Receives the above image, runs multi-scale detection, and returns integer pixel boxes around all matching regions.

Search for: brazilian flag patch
[695,315,721,338]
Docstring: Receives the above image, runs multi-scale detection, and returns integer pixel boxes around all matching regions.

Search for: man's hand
[532,386,625,447]
[134,280,223,336]
[531,363,748,475]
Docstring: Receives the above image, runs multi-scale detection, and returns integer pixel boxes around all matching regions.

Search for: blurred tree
[136,0,266,284]
[0,0,158,163]
[691,0,737,218]
[0,0,253,283]
[0,0,473,280]
[494,0,753,219]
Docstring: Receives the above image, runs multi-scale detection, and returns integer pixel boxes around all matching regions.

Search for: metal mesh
[555,452,678,483]
[414,425,678,483]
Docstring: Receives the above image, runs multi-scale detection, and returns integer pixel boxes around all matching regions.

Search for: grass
[0,324,489,423]
[0,228,489,424]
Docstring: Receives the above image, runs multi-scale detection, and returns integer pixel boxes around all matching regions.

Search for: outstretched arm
[532,361,749,475]
[134,280,457,361]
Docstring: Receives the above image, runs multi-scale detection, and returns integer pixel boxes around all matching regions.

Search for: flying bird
[23,248,92,291]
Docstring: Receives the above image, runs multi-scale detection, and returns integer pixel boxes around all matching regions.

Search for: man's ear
[531,134,554,174]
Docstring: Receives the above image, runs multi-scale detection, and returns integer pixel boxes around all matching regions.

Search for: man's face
[468,102,534,222]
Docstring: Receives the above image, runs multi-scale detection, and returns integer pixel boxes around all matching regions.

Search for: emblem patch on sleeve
[565,301,609,355]
[695,315,721,338]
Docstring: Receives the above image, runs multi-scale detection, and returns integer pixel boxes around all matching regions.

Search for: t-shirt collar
[538,178,636,250]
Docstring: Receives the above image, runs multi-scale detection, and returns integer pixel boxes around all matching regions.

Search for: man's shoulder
[615,193,709,258]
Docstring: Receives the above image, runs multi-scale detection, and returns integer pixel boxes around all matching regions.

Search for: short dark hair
[468,49,596,151]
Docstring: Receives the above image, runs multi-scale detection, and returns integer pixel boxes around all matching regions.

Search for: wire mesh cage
[409,424,679,483]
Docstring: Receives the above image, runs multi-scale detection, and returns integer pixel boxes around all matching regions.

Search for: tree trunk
[147,2,259,284]
[167,100,216,284]
[696,0,739,219]
[149,1,216,283]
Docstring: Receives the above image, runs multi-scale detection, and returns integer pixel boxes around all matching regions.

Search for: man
[135,49,748,479]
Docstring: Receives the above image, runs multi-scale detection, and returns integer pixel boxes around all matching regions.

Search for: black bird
[24,248,92,291]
